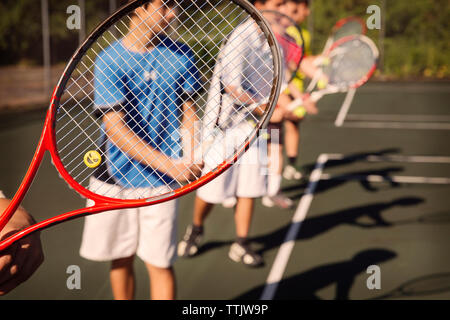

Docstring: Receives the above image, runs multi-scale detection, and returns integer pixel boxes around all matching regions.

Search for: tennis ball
[317,78,328,89]
[293,106,306,118]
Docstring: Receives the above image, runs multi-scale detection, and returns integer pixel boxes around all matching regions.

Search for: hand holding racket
[0,0,282,251]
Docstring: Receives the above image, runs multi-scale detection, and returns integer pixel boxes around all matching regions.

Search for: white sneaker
[228,242,263,267]
[283,165,303,180]
[222,197,237,208]
[262,195,294,209]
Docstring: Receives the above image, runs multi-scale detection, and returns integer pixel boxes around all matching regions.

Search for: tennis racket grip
[286,91,323,111]
[310,91,324,102]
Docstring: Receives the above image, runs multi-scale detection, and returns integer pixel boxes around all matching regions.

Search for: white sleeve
[0,190,5,199]
[220,28,248,90]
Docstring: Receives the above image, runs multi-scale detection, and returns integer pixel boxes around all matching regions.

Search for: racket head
[48,0,282,205]
[322,34,379,90]
[331,16,367,42]
[261,10,304,84]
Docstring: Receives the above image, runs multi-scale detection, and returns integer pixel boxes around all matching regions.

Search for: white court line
[334,88,356,127]
[320,173,450,185]
[260,152,450,300]
[365,155,450,164]
[357,85,450,93]
[346,114,450,122]
[260,154,330,300]
[343,122,450,130]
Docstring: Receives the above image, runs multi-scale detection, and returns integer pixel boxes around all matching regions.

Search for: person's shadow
[249,197,424,255]
[284,148,405,197]
[234,248,397,300]
[194,197,423,258]
[301,148,402,174]
[284,166,404,200]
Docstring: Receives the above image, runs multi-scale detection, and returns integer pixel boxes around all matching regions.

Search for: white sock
[267,174,282,197]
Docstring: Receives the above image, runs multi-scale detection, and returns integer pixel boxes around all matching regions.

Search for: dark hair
[286,0,309,5]
[249,0,269,4]
[128,0,176,7]
[128,0,176,17]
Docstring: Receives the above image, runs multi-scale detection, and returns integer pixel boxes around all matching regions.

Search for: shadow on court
[301,148,402,174]
[283,166,405,200]
[370,272,450,300]
[249,197,424,255]
[234,249,397,300]
[189,197,424,259]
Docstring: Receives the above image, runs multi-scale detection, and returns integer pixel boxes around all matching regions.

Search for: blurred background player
[79,0,202,300]
[263,0,322,209]
[178,0,286,267]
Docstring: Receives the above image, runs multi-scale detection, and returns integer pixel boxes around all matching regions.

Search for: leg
[284,119,300,162]
[146,263,176,300]
[234,197,255,238]
[110,255,135,300]
[283,120,303,180]
[178,196,214,257]
[193,196,214,227]
[229,197,263,267]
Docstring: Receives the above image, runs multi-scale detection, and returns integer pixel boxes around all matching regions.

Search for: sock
[236,237,248,246]
[288,156,297,166]
[268,174,282,197]
[192,224,203,234]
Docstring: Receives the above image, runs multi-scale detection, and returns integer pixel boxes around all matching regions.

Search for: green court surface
[0,81,449,300]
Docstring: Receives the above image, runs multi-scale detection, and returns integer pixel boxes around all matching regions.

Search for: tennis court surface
[1,81,449,300]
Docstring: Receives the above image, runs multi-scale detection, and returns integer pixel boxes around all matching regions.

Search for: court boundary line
[346,114,450,122]
[334,89,356,127]
[260,153,333,300]
[260,152,450,300]
[342,121,450,130]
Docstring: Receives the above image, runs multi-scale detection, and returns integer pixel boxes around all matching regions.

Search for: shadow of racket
[372,273,450,299]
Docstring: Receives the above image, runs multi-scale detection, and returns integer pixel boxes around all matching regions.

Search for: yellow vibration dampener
[84,150,102,168]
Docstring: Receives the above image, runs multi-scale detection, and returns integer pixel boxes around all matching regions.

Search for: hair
[128,0,176,17]
[286,0,309,5]
[128,0,176,8]
[249,0,269,4]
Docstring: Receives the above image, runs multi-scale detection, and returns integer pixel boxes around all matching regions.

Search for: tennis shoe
[228,242,263,267]
[262,195,294,209]
[178,224,203,257]
[283,165,303,180]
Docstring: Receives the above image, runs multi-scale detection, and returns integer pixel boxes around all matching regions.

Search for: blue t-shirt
[94,36,200,188]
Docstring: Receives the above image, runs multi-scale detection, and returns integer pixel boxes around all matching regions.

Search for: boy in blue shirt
[80,0,201,300]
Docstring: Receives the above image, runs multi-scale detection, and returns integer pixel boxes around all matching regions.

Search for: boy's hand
[0,202,44,296]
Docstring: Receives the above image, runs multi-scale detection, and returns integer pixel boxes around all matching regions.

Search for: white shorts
[197,142,268,204]
[79,177,178,268]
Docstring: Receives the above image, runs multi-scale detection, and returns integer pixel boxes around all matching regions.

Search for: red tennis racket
[324,16,367,52]
[0,0,282,251]
[287,34,378,112]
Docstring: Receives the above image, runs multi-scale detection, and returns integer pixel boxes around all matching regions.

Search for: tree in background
[0,0,448,79]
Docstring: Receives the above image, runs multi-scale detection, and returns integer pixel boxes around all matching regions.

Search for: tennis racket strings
[54,0,280,201]
[322,35,378,90]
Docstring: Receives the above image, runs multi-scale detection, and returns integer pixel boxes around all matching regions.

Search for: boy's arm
[103,111,201,182]
[180,100,201,163]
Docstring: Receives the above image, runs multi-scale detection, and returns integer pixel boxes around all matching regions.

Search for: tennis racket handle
[310,91,324,102]
[287,98,304,111]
